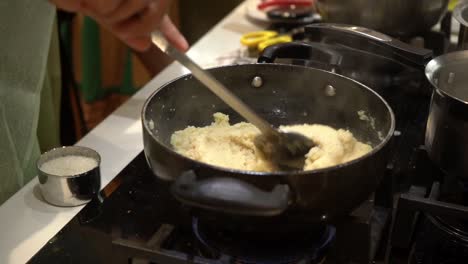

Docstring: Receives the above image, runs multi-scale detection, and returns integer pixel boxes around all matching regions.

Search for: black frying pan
[141,63,395,233]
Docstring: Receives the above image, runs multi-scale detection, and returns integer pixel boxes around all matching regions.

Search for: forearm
[49,0,188,52]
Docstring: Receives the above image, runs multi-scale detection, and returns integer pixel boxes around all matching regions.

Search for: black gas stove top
[29,13,468,264]
[28,149,391,264]
[26,63,441,264]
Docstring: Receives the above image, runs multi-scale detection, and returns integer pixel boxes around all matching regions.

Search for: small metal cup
[37,146,101,207]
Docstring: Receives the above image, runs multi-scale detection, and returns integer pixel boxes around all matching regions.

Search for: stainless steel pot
[425,50,468,179]
[316,0,449,36]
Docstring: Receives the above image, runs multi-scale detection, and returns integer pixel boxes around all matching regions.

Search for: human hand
[49,0,188,52]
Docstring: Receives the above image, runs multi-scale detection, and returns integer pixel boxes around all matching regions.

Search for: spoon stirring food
[151,31,315,169]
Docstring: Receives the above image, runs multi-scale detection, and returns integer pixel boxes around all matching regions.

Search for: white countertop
[0,2,265,263]
[0,2,462,263]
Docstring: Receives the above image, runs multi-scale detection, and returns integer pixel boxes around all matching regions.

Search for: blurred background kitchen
[59,0,243,146]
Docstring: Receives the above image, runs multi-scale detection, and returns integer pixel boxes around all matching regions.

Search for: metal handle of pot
[258,42,343,67]
[171,171,290,216]
[305,23,433,67]
[454,2,468,50]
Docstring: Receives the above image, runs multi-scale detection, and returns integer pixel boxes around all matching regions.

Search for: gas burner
[410,175,468,263]
[411,214,468,264]
[390,177,468,263]
[192,217,335,264]
[110,220,335,264]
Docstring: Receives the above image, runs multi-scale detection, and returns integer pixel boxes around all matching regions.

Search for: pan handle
[305,23,433,68]
[258,41,343,69]
[171,171,290,216]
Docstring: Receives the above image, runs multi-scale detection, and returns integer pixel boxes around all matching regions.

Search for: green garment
[0,0,61,205]
[81,17,136,103]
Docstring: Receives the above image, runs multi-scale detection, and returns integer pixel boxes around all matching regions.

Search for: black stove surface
[27,79,428,264]
[28,59,429,264]
[29,148,393,264]
[27,152,336,264]
[28,14,468,263]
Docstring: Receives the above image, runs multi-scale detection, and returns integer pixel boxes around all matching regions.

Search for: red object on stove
[257,0,314,11]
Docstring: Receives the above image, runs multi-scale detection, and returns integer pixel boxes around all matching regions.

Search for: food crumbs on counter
[171,112,372,172]
[40,156,98,176]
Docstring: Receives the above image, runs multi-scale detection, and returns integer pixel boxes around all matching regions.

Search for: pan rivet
[325,85,336,96]
[321,215,328,220]
[448,72,455,84]
[251,76,263,88]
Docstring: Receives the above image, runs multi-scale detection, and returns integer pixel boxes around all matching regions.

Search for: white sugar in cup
[37,146,101,207]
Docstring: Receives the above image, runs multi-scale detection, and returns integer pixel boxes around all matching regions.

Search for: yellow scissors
[449,0,458,11]
[240,30,293,52]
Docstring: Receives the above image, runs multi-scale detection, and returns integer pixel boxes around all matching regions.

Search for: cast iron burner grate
[192,217,335,264]
[112,217,335,264]
[388,147,468,263]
